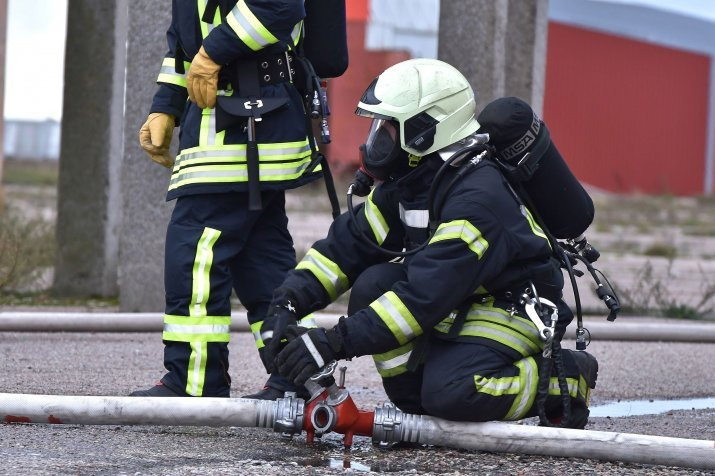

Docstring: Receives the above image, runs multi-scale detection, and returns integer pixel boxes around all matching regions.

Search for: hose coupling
[273,391,305,438]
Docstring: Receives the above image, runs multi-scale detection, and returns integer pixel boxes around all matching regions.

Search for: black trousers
[160,191,297,396]
[348,262,591,422]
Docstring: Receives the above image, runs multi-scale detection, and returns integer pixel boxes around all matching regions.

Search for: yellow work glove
[187,46,221,109]
[138,112,175,168]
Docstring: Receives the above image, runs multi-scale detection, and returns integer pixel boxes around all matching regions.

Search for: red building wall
[323,0,410,174]
[544,22,711,195]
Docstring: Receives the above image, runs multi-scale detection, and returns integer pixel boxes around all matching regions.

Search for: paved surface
[1,329,714,475]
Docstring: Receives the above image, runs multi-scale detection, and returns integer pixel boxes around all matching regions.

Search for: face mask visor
[357,115,403,181]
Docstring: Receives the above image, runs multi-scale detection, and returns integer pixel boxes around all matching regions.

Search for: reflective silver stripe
[467,309,541,341]
[300,251,348,297]
[510,357,537,420]
[376,294,419,342]
[549,379,578,397]
[298,315,318,328]
[227,1,278,51]
[476,377,520,394]
[191,228,220,317]
[261,330,274,341]
[170,161,311,185]
[207,110,217,146]
[364,194,388,244]
[290,21,302,45]
[189,343,205,396]
[300,333,325,368]
[159,65,185,77]
[455,224,487,254]
[177,144,312,163]
[461,323,537,356]
[163,324,231,335]
[399,203,429,229]
[373,351,412,372]
[434,224,462,236]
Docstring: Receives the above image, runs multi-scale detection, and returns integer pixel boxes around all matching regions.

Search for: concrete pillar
[118,0,174,311]
[438,0,549,114]
[0,0,7,210]
[53,0,129,297]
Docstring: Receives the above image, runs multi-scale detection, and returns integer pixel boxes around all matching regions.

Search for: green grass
[2,159,59,186]
[0,291,119,308]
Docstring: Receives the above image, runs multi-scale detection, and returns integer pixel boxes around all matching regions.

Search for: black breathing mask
[359,118,411,181]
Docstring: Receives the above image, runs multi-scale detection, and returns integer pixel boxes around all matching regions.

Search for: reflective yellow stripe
[295,249,349,300]
[227,0,279,51]
[169,142,314,190]
[433,303,542,356]
[199,108,226,147]
[369,292,422,345]
[250,321,264,348]
[429,220,489,258]
[190,227,221,317]
[457,321,542,357]
[157,58,191,87]
[548,377,580,398]
[298,314,318,329]
[291,20,303,46]
[162,331,231,343]
[521,205,550,247]
[198,0,222,39]
[169,161,314,190]
[474,374,520,397]
[162,315,232,342]
[504,357,538,420]
[465,306,542,345]
[186,341,208,396]
[364,190,389,245]
[175,141,312,167]
[372,342,414,378]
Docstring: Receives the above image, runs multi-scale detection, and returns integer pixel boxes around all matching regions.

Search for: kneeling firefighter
[133,0,347,398]
[263,58,599,428]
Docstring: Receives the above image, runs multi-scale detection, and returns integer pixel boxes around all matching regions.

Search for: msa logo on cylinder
[501,113,542,162]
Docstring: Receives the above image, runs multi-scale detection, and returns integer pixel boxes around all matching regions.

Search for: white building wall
[366,0,440,58]
[4,119,61,160]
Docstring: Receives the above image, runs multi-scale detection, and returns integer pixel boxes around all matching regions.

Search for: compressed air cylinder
[477,97,594,239]
[303,0,349,78]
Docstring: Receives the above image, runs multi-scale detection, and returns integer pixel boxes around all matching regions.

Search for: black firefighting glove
[274,326,346,386]
[259,300,298,373]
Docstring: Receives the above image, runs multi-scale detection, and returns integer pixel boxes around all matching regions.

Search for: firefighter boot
[129,381,187,397]
[243,375,310,400]
[565,350,598,429]
[542,350,598,429]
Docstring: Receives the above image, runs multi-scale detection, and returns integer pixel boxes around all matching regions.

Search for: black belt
[219,51,295,89]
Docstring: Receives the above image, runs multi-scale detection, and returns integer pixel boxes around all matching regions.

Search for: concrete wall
[438,0,549,114]
[53,0,128,297]
[118,0,174,311]
[55,0,173,310]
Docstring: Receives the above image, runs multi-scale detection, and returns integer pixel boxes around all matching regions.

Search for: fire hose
[1,363,714,470]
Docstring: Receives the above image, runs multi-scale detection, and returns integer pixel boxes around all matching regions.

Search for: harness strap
[236,59,263,210]
[202,0,221,23]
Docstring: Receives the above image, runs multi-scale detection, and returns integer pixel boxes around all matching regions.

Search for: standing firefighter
[133,0,345,398]
[267,59,599,428]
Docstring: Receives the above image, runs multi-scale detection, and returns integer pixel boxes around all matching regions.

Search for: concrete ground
[2,180,715,474]
[1,329,714,475]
